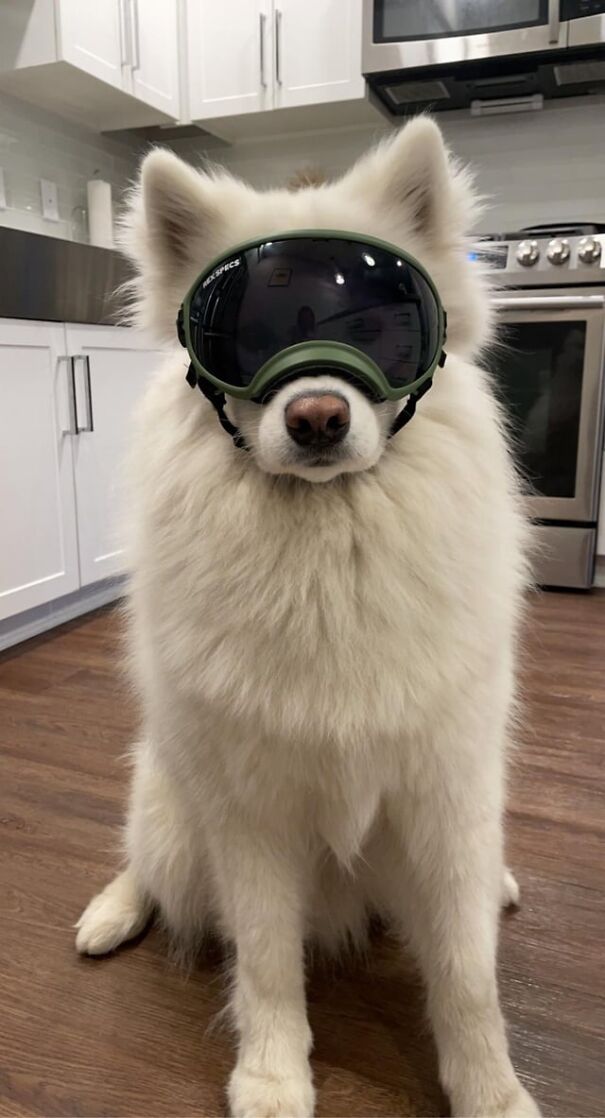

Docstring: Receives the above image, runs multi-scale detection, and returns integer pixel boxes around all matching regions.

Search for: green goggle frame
[177,230,447,405]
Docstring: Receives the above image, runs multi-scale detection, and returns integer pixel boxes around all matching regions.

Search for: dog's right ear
[140,148,223,270]
[121,148,226,339]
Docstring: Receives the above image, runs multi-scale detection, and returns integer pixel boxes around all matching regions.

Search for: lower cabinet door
[0,319,80,620]
[65,324,163,587]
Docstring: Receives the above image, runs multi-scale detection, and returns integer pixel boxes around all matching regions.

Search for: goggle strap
[388,369,437,440]
[186,364,249,451]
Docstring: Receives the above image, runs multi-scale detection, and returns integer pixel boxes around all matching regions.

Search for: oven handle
[492,295,605,311]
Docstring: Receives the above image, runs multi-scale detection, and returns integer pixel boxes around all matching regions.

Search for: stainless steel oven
[363,1,605,114]
[473,227,605,588]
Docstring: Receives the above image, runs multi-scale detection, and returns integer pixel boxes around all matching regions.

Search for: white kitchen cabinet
[65,324,160,586]
[187,0,273,119]
[187,0,367,128]
[273,0,364,110]
[0,320,80,621]
[59,0,181,115]
[130,0,181,118]
[57,0,125,90]
[0,319,163,628]
[0,0,181,129]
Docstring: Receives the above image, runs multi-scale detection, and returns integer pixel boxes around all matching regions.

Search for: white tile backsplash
[0,91,140,242]
[1,87,604,244]
[170,95,605,236]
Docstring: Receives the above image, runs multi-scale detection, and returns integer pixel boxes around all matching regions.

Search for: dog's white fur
[76,118,540,1118]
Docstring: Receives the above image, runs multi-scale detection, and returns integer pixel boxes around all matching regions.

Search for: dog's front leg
[208,822,313,1118]
[389,753,540,1118]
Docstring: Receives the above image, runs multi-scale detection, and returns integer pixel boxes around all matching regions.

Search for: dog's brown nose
[285,394,350,447]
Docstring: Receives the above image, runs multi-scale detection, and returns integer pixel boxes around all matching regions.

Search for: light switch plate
[40,178,59,222]
[0,168,6,210]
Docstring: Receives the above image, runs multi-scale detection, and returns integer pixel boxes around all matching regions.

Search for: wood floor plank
[0,596,604,1117]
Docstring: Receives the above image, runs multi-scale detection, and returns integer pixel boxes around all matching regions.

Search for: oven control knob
[547,237,570,264]
[577,236,602,264]
[516,239,540,266]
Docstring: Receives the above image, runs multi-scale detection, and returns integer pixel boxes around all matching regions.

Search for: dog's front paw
[489,1084,541,1118]
[229,1063,315,1118]
[453,1082,541,1118]
[75,871,150,955]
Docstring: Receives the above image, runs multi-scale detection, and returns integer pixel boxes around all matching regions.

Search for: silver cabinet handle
[60,356,78,436]
[275,7,282,85]
[548,0,560,44]
[492,295,605,311]
[76,355,95,433]
[259,12,267,88]
[130,0,141,71]
[118,0,129,66]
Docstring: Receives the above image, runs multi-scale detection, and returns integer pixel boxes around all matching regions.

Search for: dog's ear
[120,148,229,338]
[140,148,223,270]
[343,116,477,244]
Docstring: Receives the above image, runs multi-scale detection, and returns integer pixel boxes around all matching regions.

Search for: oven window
[489,321,586,499]
[374,1,548,44]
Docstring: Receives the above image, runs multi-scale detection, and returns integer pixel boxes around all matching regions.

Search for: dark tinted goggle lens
[187,237,441,393]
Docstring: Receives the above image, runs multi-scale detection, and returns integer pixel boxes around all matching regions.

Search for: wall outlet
[40,178,59,222]
[0,168,6,210]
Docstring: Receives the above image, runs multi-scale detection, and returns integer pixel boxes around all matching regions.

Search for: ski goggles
[176,230,447,404]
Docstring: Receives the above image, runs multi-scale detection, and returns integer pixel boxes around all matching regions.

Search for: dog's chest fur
[129,359,524,762]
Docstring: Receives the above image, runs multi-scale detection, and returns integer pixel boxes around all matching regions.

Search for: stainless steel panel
[0,228,129,326]
[493,295,605,310]
[568,13,605,45]
[362,0,568,73]
[532,524,596,587]
[548,0,561,41]
[494,234,605,284]
[494,286,605,523]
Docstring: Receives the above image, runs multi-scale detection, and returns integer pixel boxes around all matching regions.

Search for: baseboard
[0,578,126,652]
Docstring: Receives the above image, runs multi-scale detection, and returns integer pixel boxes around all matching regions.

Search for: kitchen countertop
[0,228,130,325]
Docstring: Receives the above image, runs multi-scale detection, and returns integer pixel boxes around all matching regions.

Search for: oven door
[363,0,567,73]
[490,291,605,523]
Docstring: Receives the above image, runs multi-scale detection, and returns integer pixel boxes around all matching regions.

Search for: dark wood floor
[1,593,604,1118]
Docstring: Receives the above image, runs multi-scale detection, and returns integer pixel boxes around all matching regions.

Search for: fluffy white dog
[76,117,539,1118]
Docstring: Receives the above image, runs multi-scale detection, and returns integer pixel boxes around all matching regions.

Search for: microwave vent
[554,59,605,86]
[384,78,450,106]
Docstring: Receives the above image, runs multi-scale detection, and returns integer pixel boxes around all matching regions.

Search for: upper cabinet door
[129,0,180,117]
[0,320,80,621]
[64,325,163,588]
[273,0,364,109]
[56,0,126,90]
[188,0,273,120]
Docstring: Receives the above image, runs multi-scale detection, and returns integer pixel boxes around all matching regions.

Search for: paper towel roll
[87,179,114,248]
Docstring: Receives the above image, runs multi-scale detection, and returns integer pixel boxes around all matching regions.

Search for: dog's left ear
[343,116,477,244]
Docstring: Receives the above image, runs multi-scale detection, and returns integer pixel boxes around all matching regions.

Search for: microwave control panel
[561,0,605,17]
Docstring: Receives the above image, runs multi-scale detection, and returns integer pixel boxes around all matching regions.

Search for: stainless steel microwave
[363,1,605,115]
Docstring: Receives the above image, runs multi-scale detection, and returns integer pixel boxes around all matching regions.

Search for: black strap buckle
[176,307,186,349]
[186,364,248,451]
[388,373,435,440]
